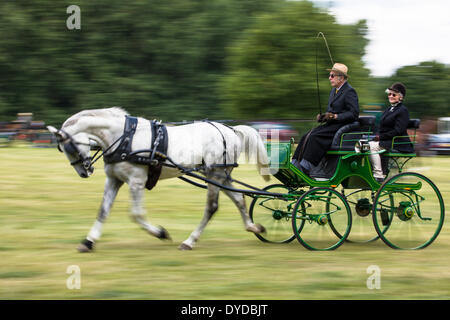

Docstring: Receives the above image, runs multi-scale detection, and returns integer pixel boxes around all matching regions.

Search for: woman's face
[388,90,402,104]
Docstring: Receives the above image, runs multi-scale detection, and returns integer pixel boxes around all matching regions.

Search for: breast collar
[103,115,168,166]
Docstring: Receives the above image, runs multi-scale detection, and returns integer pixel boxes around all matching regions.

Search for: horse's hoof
[256,223,266,234]
[246,223,266,234]
[77,239,94,253]
[157,226,172,241]
[178,243,193,251]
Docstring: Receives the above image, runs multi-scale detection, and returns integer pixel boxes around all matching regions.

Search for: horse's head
[48,126,95,178]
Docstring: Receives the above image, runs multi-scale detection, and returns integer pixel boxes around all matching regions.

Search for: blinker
[64,141,78,155]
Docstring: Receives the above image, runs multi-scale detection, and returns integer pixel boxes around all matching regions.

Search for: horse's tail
[233,125,270,182]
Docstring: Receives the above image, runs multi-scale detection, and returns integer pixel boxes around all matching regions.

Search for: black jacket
[293,81,359,166]
[378,102,414,153]
[326,81,359,125]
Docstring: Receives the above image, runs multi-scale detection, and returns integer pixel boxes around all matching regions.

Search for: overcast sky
[312,0,450,77]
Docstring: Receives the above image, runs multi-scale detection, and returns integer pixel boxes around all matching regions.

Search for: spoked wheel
[341,188,380,243]
[292,187,352,250]
[249,184,302,243]
[372,172,445,249]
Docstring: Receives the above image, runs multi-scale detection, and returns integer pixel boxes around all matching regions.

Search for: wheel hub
[355,198,372,217]
[397,201,414,221]
[316,214,328,225]
[272,210,283,220]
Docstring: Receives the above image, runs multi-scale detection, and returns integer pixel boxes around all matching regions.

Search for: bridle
[55,116,166,176]
[56,129,95,171]
[56,129,126,172]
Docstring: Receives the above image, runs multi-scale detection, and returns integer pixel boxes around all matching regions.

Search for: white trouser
[368,141,385,179]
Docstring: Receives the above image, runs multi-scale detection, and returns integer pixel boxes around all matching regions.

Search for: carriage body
[250,116,445,250]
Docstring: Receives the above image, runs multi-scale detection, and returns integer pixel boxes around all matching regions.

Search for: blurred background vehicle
[437,117,450,134]
[426,134,450,155]
[425,117,450,155]
[250,122,299,142]
[0,113,56,147]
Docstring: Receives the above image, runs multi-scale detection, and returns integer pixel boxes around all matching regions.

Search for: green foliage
[0,0,281,124]
[377,61,450,118]
[220,1,371,119]
[0,1,447,125]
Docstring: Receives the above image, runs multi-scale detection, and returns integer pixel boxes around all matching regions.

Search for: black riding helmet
[388,82,406,97]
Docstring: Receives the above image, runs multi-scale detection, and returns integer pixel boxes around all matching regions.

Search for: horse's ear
[89,139,101,150]
[47,126,67,140]
[47,126,58,134]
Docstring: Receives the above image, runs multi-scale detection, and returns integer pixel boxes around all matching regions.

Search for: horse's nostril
[80,172,88,178]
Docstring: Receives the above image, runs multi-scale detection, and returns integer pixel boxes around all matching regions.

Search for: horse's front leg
[78,176,123,252]
[129,180,171,241]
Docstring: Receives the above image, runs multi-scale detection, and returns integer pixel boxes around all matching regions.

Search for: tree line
[0,0,448,126]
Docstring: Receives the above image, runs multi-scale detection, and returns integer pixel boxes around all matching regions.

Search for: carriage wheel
[249,184,300,243]
[339,189,380,243]
[372,172,445,249]
[292,187,352,250]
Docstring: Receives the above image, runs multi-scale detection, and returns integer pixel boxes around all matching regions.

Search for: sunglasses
[387,92,398,97]
[329,73,340,79]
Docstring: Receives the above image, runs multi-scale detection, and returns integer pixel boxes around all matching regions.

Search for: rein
[89,134,126,168]
[57,128,126,171]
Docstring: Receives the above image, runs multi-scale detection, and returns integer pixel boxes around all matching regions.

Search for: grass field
[0,147,449,299]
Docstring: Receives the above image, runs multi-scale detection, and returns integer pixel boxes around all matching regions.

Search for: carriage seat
[407,118,420,130]
[328,116,376,151]
[385,118,420,155]
[309,116,376,179]
[381,118,420,176]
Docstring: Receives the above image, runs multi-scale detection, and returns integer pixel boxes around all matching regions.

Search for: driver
[292,63,359,175]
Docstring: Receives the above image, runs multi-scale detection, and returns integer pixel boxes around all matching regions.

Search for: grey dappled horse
[48,108,270,251]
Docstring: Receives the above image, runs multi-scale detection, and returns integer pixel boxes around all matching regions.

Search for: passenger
[368,82,414,182]
[292,63,359,175]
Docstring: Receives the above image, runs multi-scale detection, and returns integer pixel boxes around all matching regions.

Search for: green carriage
[249,116,445,250]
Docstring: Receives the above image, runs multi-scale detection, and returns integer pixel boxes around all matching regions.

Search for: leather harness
[103,116,168,190]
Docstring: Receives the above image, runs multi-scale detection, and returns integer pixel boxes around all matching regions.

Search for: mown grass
[0,147,449,299]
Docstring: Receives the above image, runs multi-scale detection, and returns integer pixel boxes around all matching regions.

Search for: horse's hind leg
[78,176,123,252]
[180,183,220,250]
[129,181,171,241]
[222,180,265,234]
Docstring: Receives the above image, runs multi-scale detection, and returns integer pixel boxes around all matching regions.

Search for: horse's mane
[62,107,129,128]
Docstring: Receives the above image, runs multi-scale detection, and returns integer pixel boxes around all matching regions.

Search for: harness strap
[119,116,138,160]
[103,116,138,164]
[150,120,168,161]
[205,121,228,165]
[145,120,169,190]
